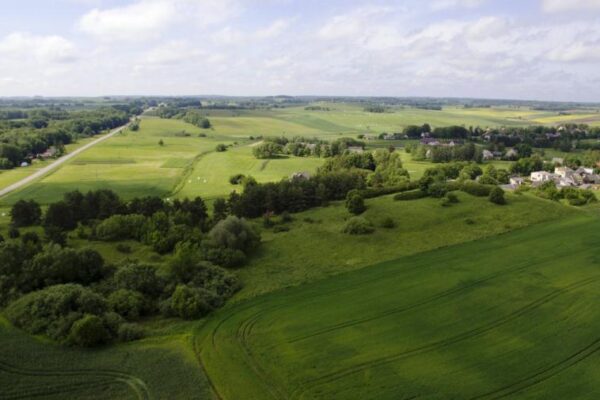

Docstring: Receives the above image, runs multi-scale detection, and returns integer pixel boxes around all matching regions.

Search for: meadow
[199,214,600,400]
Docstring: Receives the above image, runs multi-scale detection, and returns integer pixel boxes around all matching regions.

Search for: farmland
[199,214,600,399]
[2,99,600,400]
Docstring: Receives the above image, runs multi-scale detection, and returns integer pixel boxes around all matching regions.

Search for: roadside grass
[0,118,227,205]
[236,191,580,301]
[199,213,600,400]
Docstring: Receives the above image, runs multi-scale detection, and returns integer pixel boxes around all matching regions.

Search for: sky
[1,0,600,101]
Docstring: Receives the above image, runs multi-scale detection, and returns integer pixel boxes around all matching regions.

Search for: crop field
[0,318,211,399]
[0,118,231,205]
[199,214,600,400]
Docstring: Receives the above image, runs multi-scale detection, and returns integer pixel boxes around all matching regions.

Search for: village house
[530,166,600,188]
[482,150,494,161]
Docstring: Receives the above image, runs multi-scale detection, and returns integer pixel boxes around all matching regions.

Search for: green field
[199,213,600,399]
[0,318,211,399]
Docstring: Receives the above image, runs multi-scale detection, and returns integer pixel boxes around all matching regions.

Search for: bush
[393,189,427,201]
[280,211,293,223]
[208,216,260,254]
[215,144,227,152]
[427,182,448,198]
[345,192,366,215]
[342,217,375,235]
[170,285,214,319]
[441,192,459,207]
[8,226,20,239]
[68,314,110,347]
[108,289,146,320]
[229,174,245,185]
[117,323,145,342]
[96,214,146,241]
[381,217,395,229]
[114,263,163,297]
[5,284,108,343]
[460,181,493,197]
[489,186,506,205]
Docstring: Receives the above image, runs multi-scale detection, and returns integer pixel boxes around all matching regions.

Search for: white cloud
[318,6,394,40]
[0,32,77,63]
[542,0,600,13]
[256,18,292,39]
[78,0,241,42]
[431,0,486,11]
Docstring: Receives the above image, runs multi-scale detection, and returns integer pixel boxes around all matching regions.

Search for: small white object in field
[188,180,192,183]
[1,213,5,217]
[204,179,207,183]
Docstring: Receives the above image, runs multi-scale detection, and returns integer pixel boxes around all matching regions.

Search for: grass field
[199,213,600,399]
[175,145,324,200]
[236,192,579,300]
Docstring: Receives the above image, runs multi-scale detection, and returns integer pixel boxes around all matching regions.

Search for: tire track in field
[294,276,600,399]
[0,360,150,400]
[286,251,573,345]
[0,379,119,399]
[470,337,600,399]
[235,307,289,399]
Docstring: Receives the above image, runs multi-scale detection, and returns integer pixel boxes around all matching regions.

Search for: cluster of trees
[0,107,132,169]
[230,149,410,218]
[533,181,597,206]
[410,143,483,163]
[182,110,211,129]
[3,190,263,346]
[252,137,366,159]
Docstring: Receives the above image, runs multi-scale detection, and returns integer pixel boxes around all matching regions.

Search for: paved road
[0,123,129,198]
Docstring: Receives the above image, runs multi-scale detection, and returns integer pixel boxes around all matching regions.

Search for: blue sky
[1,0,600,101]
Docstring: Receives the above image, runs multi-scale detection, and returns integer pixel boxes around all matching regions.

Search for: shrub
[8,226,20,239]
[208,216,260,254]
[5,284,108,343]
[96,214,146,241]
[381,217,395,229]
[114,264,163,297]
[170,285,214,319]
[345,192,366,215]
[201,245,246,268]
[489,187,506,205]
[68,314,110,347]
[441,192,459,207]
[427,182,448,198]
[108,289,146,320]
[342,217,375,235]
[460,181,493,197]
[393,189,427,201]
[280,211,293,223]
[117,323,145,342]
[229,174,245,185]
[215,144,227,152]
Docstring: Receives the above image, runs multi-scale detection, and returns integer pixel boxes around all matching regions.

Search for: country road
[0,122,130,199]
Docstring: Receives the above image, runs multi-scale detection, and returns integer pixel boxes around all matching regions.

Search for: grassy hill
[236,192,579,301]
[199,213,600,399]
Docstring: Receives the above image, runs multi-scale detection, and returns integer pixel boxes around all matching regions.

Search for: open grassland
[0,318,212,400]
[199,214,600,400]
[175,145,324,200]
[237,192,579,301]
[0,118,229,205]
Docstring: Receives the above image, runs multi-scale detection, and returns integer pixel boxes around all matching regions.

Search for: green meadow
[199,213,600,400]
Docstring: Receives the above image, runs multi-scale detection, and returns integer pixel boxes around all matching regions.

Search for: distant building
[482,150,494,161]
[347,146,364,154]
[505,149,518,159]
[530,171,554,182]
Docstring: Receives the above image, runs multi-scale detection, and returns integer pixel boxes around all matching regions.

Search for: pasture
[199,214,600,399]
[236,192,579,300]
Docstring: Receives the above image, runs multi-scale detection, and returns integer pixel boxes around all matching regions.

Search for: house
[505,148,518,159]
[510,177,524,186]
[531,171,554,182]
[482,150,494,161]
[347,146,364,154]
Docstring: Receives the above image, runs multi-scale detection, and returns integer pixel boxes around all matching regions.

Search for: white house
[530,171,554,182]
[482,150,494,160]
